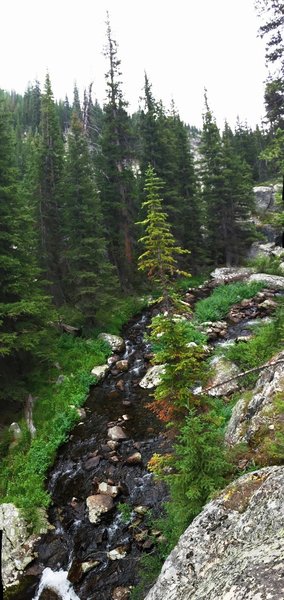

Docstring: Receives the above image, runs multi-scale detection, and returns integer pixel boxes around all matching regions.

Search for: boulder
[108,425,128,441]
[0,503,39,589]
[98,482,119,497]
[145,466,284,600]
[139,365,166,389]
[107,546,128,561]
[210,267,254,284]
[115,359,129,372]
[8,422,22,442]
[248,241,284,260]
[86,494,114,523]
[208,356,241,397]
[253,185,275,213]
[248,273,284,289]
[91,364,109,381]
[112,587,131,600]
[225,350,284,447]
[125,452,142,465]
[98,333,125,353]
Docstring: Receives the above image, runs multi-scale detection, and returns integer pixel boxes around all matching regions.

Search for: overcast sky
[1,0,268,129]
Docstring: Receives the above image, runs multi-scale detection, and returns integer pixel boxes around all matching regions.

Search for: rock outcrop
[210,267,254,285]
[253,185,276,213]
[225,350,284,448]
[0,503,39,589]
[248,273,284,289]
[208,356,241,397]
[145,466,284,600]
[139,365,166,389]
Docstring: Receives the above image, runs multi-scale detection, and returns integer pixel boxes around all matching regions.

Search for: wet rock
[86,494,114,523]
[112,587,131,600]
[200,321,228,339]
[143,538,155,551]
[76,407,86,419]
[0,503,40,589]
[208,356,241,397]
[38,589,62,600]
[225,350,284,448]
[139,364,166,389]
[107,546,128,560]
[126,452,142,465]
[107,440,119,450]
[98,333,125,353]
[133,505,149,515]
[85,456,101,470]
[145,466,284,600]
[98,482,119,497]
[90,364,109,380]
[121,414,130,421]
[108,354,120,366]
[116,359,129,372]
[116,379,125,391]
[108,426,128,441]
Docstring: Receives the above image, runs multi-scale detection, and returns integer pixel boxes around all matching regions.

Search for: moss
[222,471,269,513]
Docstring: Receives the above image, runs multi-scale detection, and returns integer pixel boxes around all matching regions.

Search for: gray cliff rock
[145,466,284,600]
[0,503,39,589]
[225,350,284,447]
[208,356,240,397]
[253,185,275,214]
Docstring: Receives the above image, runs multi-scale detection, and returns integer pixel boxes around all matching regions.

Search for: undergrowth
[0,294,147,530]
[194,281,264,323]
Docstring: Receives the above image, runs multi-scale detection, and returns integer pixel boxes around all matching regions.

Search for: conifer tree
[137,165,189,303]
[96,15,137,288]
[62,111,118,326]
[37,73,64,303]
[0,94,50,402]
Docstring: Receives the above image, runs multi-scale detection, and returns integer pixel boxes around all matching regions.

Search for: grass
[194,281,264,323]
[0,294,148,530]
[247,255,284,276]
[223,306,284,387]
[173,273,209,292]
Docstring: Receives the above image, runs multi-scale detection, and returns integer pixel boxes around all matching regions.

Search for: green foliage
[137,165,189,302]
[173,273,209,292]
[0,333,111,524]
[247,254,284,275]
[130,550,164,600]
[160,408,231,550]
[194,281,264,323]
[117,502,132,523]
[224,307,284,386]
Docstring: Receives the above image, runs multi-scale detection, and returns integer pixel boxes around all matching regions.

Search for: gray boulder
[0,503,39,589]
[98,333,125,353]
[253,185,275,213]
[145,466,284,600]
[208,356,241,397]
[225,350,284,447]
[210,267,254,284]
[248,273,284,289]
[86,494,114,523]
[139,365,166,389]
[91,364,109,380]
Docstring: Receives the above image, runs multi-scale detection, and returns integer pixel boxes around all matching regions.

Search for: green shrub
[194,281,264,323]
[247,255,284,276]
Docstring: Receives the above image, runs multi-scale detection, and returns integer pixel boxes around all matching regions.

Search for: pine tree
[96,15,138,288]
[37,73,64,303]
[137,165,189,302]
[62,110,118,326]
[0,93,50,402]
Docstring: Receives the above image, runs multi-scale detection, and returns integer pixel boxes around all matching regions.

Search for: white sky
[0,0,268,129]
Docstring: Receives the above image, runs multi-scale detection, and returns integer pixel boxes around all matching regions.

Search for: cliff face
[145,466,284,600]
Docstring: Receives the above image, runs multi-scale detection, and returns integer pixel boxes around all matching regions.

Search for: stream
[12,310,171,600]
[7,285,281,600]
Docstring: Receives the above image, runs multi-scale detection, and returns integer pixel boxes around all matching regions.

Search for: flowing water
[12,310,171,600]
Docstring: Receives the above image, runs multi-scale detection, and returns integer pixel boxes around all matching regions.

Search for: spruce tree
[37,73,64,303]
[137,165,189,303]
[62,111,118,326]
[96,16,137,288]
[0,94,50,402]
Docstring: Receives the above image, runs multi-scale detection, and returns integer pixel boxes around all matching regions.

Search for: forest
[1,0,284,598]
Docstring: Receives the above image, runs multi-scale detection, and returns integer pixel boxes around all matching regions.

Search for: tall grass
[194,281,264,323]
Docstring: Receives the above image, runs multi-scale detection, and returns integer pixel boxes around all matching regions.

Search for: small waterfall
[33,568,80,600]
